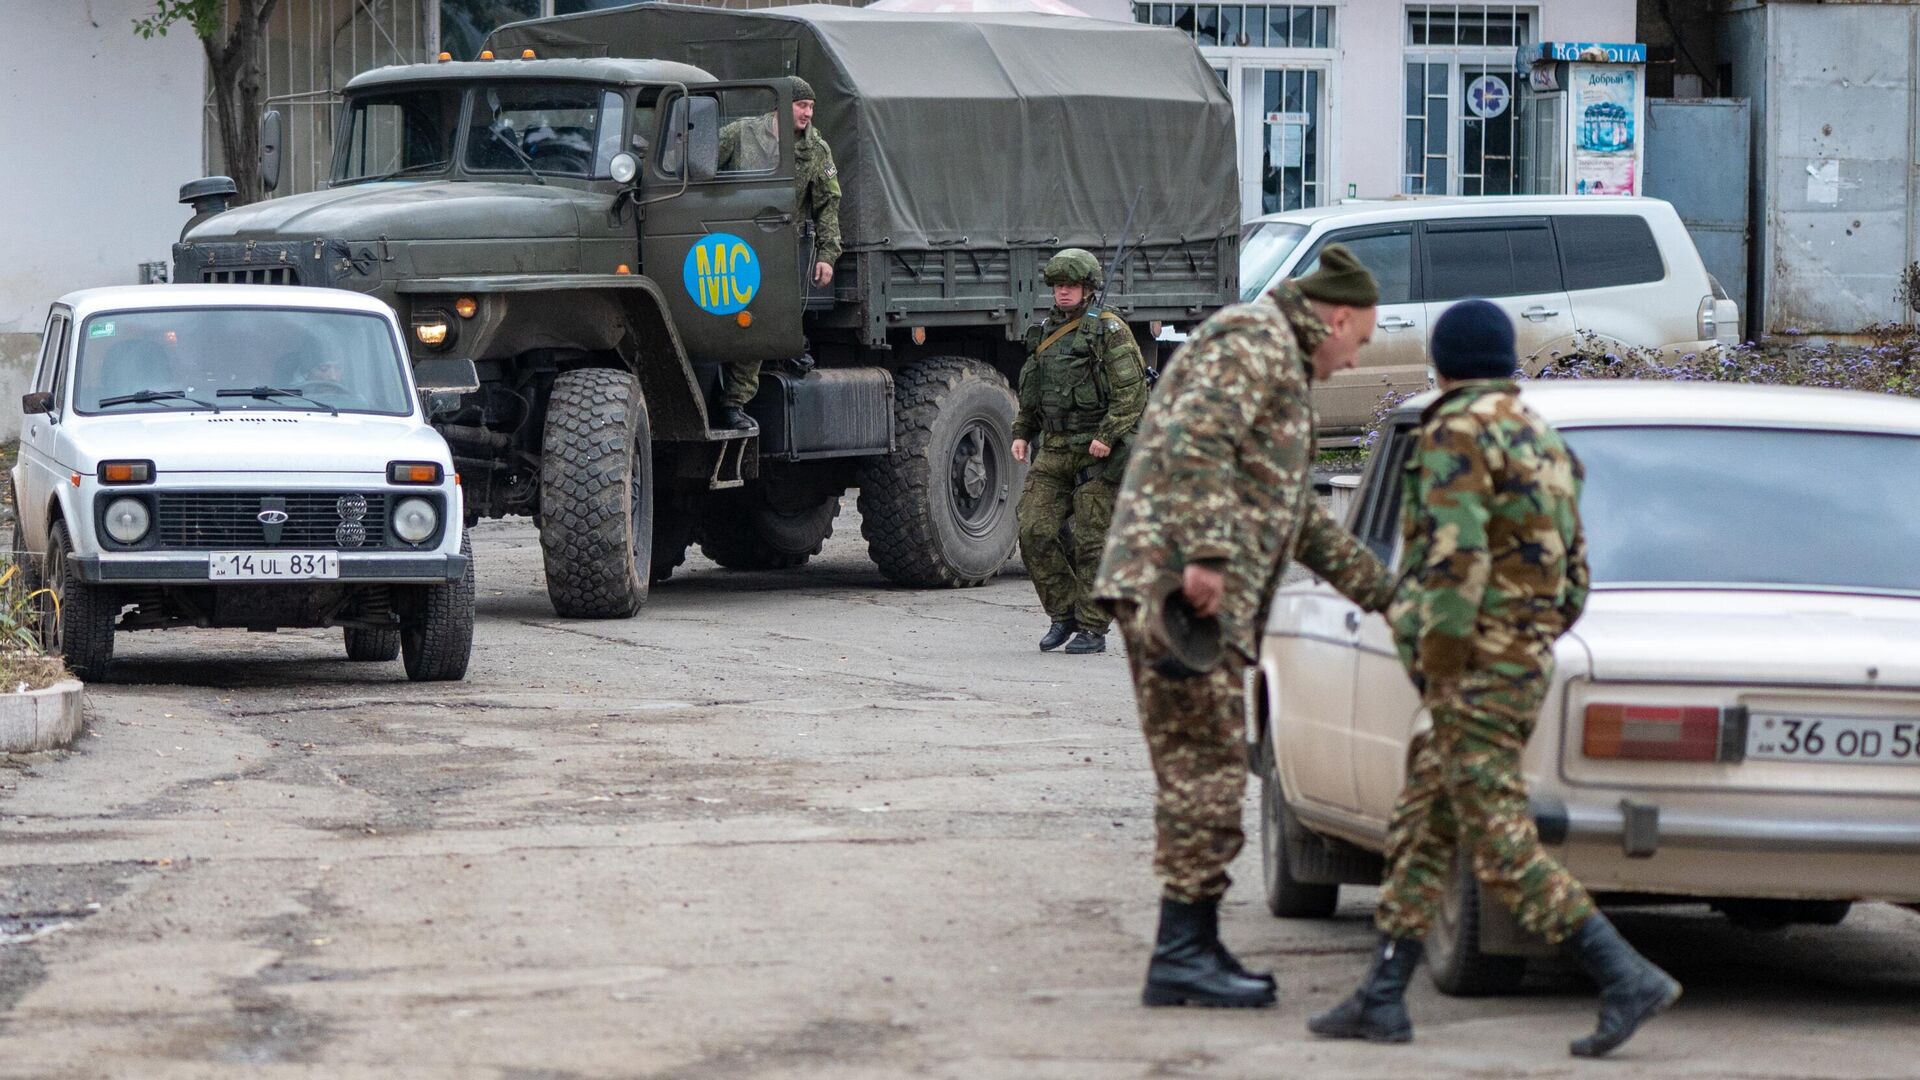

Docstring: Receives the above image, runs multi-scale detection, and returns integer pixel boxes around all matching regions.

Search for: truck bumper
[73,553,469,585]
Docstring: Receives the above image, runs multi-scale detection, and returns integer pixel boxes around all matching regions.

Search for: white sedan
[1252,380,1920,994]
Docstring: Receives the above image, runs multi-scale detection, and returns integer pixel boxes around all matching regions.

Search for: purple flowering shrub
[1534,328,1920,398]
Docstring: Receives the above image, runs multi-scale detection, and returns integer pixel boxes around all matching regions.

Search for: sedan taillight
[1583,703,1745,762]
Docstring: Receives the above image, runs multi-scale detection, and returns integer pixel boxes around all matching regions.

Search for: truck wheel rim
[948,419,1001,538]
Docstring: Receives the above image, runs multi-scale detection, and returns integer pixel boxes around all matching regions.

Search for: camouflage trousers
[1016,444,1118,633]
[1118,605,1248,904]
[720,358,762,410]
[1375,668,1596,945]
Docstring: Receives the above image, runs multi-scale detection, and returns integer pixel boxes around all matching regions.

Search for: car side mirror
[21,391,53,416]
[259,108,284,194]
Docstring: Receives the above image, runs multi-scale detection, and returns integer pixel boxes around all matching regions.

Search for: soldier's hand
[1182,563,1225,619]
[1011,438,1029,463]
[1088,439,1112,459]
[813,261,835,287]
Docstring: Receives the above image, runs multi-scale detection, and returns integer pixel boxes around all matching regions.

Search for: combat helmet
[1042,248,1103,290]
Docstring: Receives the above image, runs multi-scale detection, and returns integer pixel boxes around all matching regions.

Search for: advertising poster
[1571,65,1638,195]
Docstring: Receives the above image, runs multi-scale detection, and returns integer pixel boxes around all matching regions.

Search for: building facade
[1133,0,1636,218]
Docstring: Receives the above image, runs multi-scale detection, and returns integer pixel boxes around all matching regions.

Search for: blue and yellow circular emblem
[682,233,761,316]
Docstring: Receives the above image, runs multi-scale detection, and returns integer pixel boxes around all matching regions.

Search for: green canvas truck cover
[489,3,1238,254]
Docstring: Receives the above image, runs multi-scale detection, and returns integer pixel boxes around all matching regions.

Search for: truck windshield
[73,309,413,417]
[337,87,464,183]
[1240,222,1308,302]
[466,83,624,178]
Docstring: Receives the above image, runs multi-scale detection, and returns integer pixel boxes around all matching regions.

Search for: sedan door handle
[1522,306,1560,321]
[1377,316,1416,331]
[1344,610,1362,632]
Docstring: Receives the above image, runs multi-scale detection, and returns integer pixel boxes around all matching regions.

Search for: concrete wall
[0,2,204,440]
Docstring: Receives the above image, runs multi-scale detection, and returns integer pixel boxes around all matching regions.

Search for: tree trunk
[204,0,277,205]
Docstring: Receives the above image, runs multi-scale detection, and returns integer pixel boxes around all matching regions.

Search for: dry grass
[0,652,70,692]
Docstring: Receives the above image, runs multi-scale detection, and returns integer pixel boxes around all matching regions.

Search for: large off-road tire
[1259,750,1340,919]
[857,357,1019,587]
[43,520,116,682]
[344,627,401,662]
[697,485,839,570]
[1426,851,1529,996]
[539,368,654,618]
[402,533,474,682]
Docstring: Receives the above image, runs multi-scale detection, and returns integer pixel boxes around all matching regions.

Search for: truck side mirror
[21,391,53,416]
[661,96,720,182]
[259,108,283,194]
[425,391,463,420]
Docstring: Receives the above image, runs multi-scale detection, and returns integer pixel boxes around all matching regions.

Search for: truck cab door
[643,81,805,367]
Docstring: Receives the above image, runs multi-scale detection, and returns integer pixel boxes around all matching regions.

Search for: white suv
[12,285,473,682]
[1238,196,1740,439]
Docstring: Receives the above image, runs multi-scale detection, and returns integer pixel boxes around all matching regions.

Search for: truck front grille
[201,266,301,285]
[154,492,392,550]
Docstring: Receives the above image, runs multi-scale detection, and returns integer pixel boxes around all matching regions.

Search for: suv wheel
[344,627,401,662]
[401,533,474,682]
[42,521,116,682]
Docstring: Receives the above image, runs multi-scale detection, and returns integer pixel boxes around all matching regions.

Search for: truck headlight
[104,497,151,544]
[393,497,438,544]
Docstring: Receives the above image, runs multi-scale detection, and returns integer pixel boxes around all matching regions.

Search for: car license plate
[1746,713,1920,765]
[207,552,339,580]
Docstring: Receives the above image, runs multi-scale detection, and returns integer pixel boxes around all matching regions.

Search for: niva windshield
[74,308,412,416]
[1565,425,1920,595]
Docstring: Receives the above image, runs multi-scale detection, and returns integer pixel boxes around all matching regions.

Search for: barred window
[1135,3,1334,49]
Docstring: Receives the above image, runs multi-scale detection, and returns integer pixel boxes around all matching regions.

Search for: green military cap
[789,76,816,103]
[1043,248,1103,289]
[1294,243,1380,307]
[1144,573,1224,679]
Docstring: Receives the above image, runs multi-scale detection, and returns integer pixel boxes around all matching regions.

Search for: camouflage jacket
[1389,379,1591,691]
[718,116,842,264]
[1012,305,1148,453]
[1093,283,1392,659]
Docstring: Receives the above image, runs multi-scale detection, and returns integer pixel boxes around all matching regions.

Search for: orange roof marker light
[437,51,451,62]
[615,264,631,275]
[521,49,537,59]
[478,49,495,60]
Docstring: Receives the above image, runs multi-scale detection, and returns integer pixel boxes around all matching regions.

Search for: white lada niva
[11,285,473,682]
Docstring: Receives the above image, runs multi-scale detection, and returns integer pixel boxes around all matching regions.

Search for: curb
[0,679,85,753]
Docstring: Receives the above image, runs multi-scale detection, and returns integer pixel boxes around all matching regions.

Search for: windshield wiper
[215,386,340,417]
[349,159,450,186]
[96,388,221,412]
[487,122,548,186]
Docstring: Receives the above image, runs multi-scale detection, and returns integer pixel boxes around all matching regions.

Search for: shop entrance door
[1236,64,1326,217]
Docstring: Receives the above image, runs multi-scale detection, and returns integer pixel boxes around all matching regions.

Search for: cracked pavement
[0,511,1915,1078]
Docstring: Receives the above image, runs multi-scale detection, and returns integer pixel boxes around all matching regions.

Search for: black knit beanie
[1430,299,1518,380]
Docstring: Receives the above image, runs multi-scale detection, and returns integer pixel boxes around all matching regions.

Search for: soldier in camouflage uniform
[1012,249,1148,655]
[715,76,843,431]
[1092,246,1394,1009]
[1309,300,1679,1058]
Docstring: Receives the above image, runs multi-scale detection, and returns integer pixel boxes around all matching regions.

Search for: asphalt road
[0,511,1916,1078]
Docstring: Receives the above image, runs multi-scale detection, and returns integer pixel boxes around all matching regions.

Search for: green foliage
[133,0,223,41]
[0,559,54,655]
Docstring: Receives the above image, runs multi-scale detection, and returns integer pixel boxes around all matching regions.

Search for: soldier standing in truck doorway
[715,76,843,431]
[1308,300,1679,1057]
[1011,249,1148,655]
[1093,246,1394,1008]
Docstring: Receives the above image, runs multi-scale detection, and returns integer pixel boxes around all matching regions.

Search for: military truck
[172,3,1238,619]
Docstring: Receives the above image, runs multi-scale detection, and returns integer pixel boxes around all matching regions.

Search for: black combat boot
[1038,620,1075,651]
[719,405,757,432]
[1142,897,1278,1008]
[1063,629,1106,654]
[1307,934,1423,1043]
[1559,914,1681,1058]
[1197,899,1276,989]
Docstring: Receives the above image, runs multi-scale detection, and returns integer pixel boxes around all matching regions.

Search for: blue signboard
[1530,41,1648,65]
[682,233,761,316]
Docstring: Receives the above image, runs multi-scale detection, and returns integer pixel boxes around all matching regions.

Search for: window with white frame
[1134,4,1335,49]
[1402,4,1533,196]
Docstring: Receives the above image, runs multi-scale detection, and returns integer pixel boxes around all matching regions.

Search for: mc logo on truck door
[683,233,762,316]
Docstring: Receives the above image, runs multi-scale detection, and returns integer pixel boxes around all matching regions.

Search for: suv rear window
[1553,215,1665,290]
